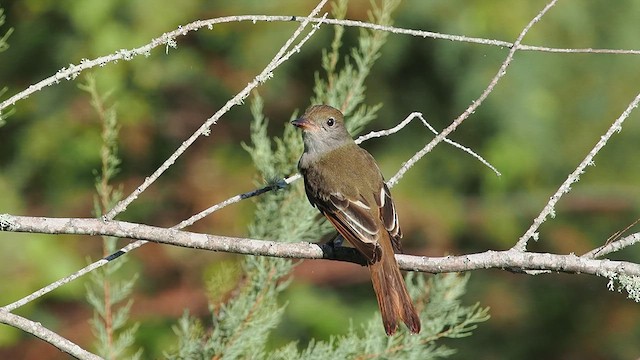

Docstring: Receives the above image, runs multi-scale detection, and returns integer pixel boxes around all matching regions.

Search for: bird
[292,104,421,335]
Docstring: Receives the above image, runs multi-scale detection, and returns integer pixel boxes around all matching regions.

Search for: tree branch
[3,11,640,114]
[0,310,102,360]
[582,232,640,259]
[1,215,638,283]
[513,90,640,251]
[389,0,559,186]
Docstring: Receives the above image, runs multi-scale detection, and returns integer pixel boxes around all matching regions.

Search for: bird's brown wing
[314,192,382,263]
[377,183,403,253]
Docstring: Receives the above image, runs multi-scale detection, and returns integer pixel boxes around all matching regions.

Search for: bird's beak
[291,117,318,131]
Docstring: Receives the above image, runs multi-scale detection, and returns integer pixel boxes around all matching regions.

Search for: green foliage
[166,2,487,359]
[275,274,488,360]
[81,75,141,360]
[86,254,141,360]
[170,273,488,360]
[242,95,303,187]
[0,8,11,53]
[416,273,490,340]
[79,75,122,208]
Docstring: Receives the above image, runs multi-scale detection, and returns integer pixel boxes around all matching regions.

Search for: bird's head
[291,105,353,154]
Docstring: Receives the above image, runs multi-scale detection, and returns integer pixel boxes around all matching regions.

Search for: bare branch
[0,239,146,313]
[513,91,640,252]
[0,310,102,360]
[355,112,501,177]
[175,174,300,229]
[4,11,640,114]
[1,215,638,281]
[400,250,639,277]
[388,0,558,186]
[294,16,640,55]
[582,232,640,259]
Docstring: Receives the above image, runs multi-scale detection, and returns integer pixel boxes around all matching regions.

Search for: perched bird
[292,104,421,335]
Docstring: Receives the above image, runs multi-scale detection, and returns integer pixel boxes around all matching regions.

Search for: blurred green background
[1,0,639,358]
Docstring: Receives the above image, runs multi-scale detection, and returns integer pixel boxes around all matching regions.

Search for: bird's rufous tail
[369,236,421,335]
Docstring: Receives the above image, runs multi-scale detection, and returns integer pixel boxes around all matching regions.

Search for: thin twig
[584,219,640,259]
[582,231,640,259]
[174,175,300,229]
[513,91,640,251]
[3,13,640,113]
[297,17,640,55]
[0,239,144,312]
[389,0,558,186]
[355,112,501,177]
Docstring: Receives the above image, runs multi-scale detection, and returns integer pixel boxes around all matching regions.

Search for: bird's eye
[326,117,335,127]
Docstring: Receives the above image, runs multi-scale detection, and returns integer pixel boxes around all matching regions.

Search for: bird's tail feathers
[369,246,421,335]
